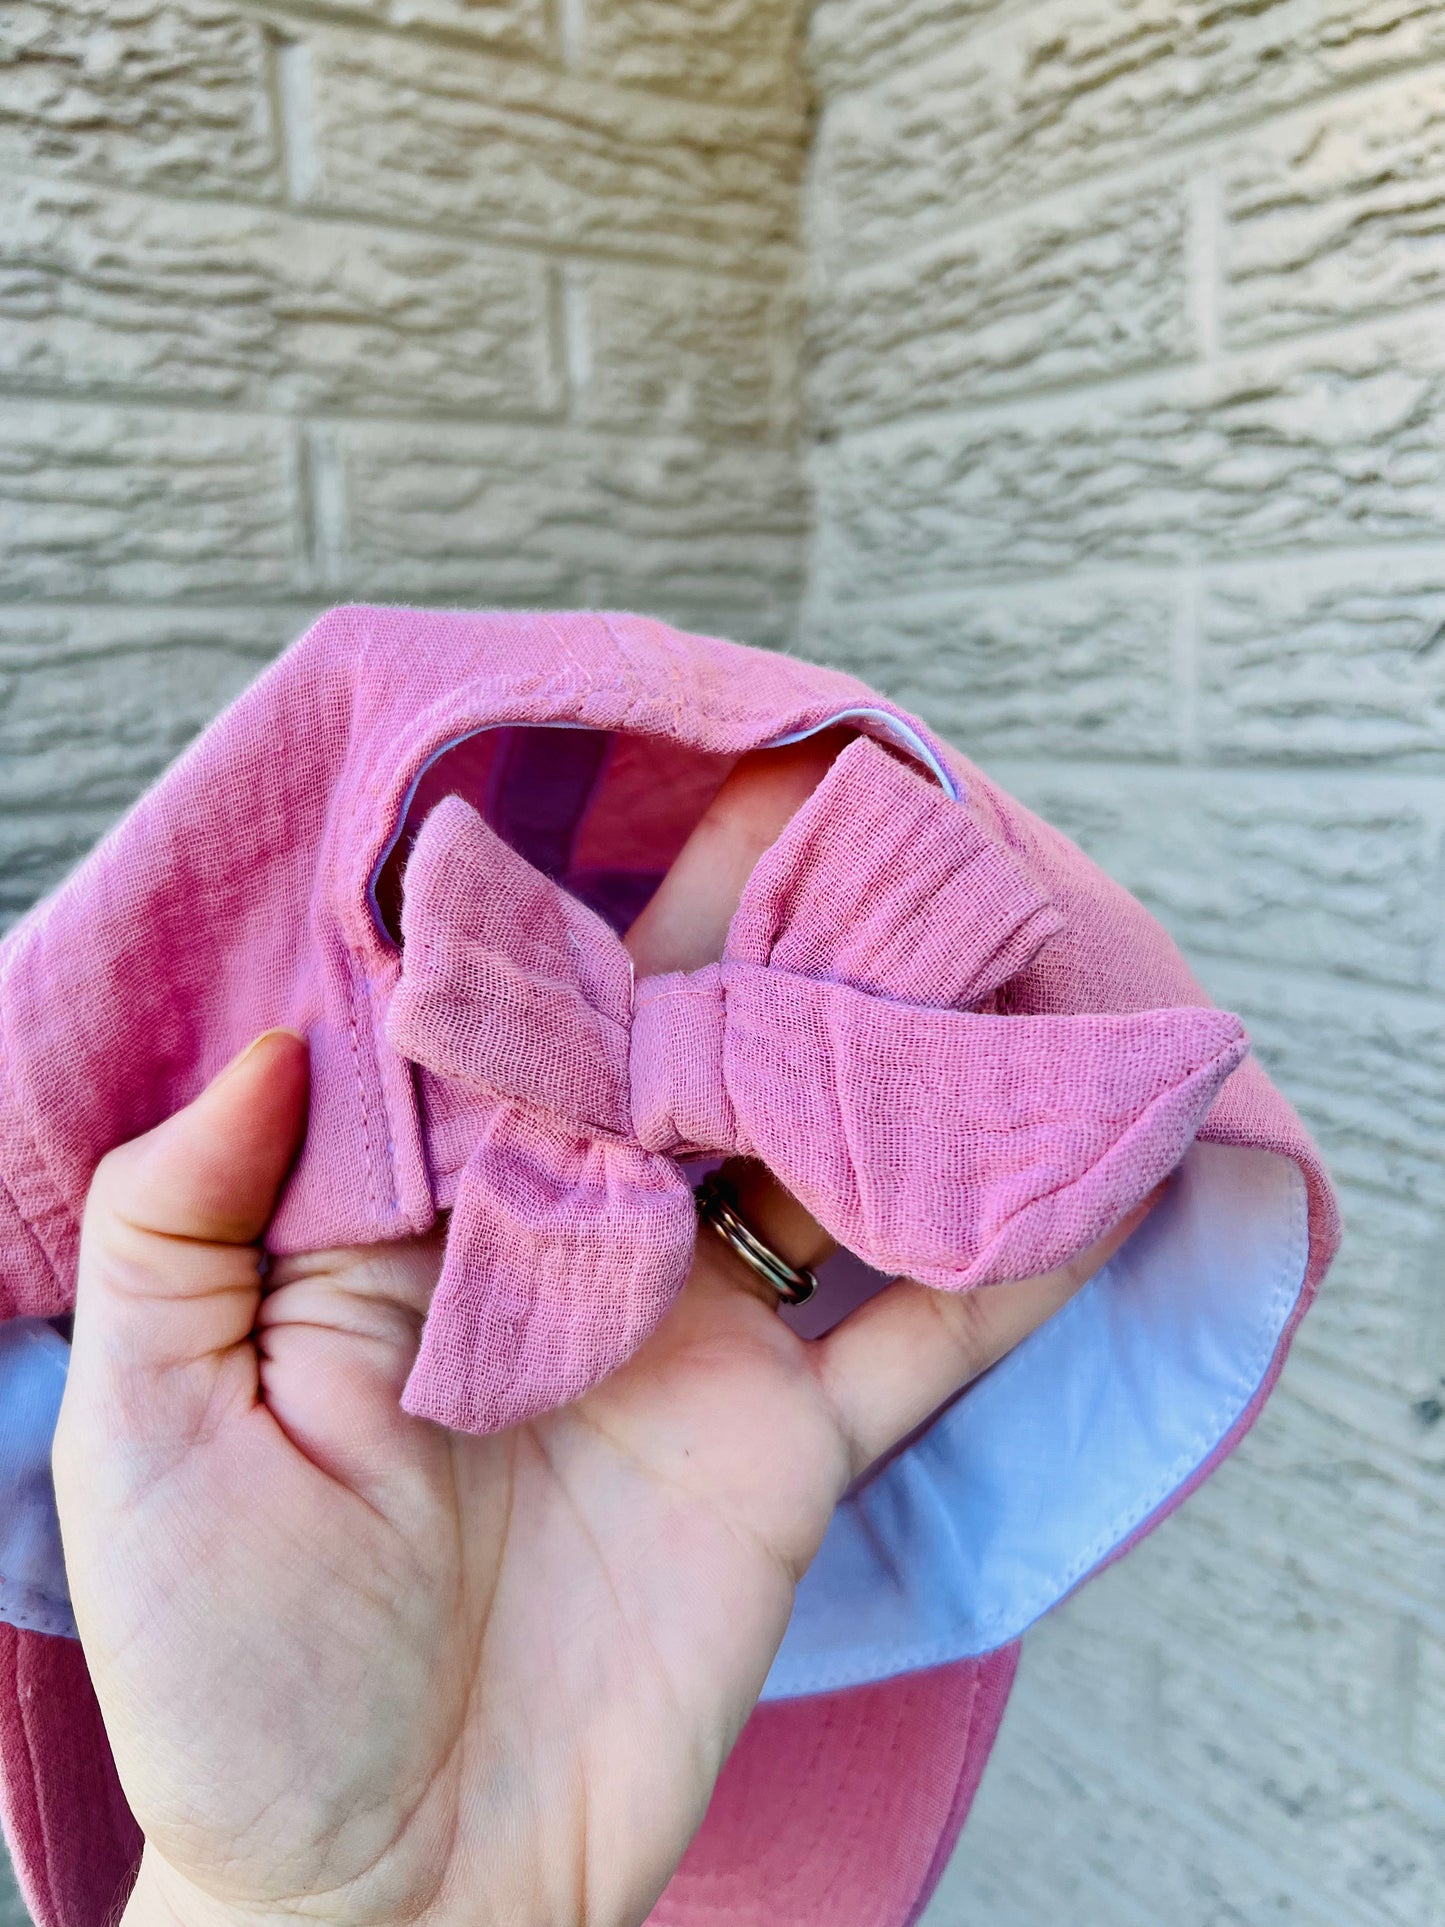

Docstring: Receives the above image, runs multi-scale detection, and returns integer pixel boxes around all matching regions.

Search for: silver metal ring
[694,1172,818,1307]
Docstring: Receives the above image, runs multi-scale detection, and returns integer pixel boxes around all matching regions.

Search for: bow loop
[386,793,633,1135]
[726,735,1062,1010]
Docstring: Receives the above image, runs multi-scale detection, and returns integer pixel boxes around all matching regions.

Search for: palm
[73,1223,850,1927]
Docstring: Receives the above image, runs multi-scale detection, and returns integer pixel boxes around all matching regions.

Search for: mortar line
[5,159,791,291]
[0,377,797,452]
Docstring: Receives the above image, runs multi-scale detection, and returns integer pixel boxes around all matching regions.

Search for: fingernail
[215,1027,307,1086]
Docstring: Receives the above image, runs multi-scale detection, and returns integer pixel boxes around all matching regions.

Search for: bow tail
[401,1106,695,1435]
[721,968,1250,1292]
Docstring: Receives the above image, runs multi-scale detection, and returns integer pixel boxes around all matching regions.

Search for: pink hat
[0,609,1338,1926]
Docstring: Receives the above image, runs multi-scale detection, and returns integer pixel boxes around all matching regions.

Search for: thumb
[59,1029,309,1460]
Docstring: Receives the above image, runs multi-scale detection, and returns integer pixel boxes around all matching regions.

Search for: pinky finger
[815,1185,1166,1480]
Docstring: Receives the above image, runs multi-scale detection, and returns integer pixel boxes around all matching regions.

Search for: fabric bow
[385,736,1248,1436]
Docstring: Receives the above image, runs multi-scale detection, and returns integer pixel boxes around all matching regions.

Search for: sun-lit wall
[802,3,1445,1920]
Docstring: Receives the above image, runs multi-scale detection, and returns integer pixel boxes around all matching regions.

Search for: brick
[1202,961,1445,1212]
[337,422,805,619]
[0,605,304,921]
[305,27,801,272]
[811,325,1445,602]
[926,1672,1340,1927]
[1413,1630,1445,1792]
[0,401,308,600]
[0,0,278,197]
[1081,1463,1439,1754]
[1141,1546,1415,1761]
[808,178,1191,428]
[576,264,788,439]
[809,0,1012,101]
[811,0,1445,273]
[801,577,1177,759]
[1224,76,1445,346]
[0,603,296,810]
[1200,559,1445,767]
[1292,1191,1444,1416]
[1207,1388,1445,1615]
[0,1847,26,1927]
[984,765,1444,990]
[0,178,558,417]
[1159,1659,1445,1925]
[578,0,806,109]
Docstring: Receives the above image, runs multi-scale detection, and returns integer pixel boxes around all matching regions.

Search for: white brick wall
[0,0,809,923]
[802,2,1445,1920]
[2,0,1444,1922]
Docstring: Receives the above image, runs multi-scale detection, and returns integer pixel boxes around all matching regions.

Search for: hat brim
[1,1632,1014,1927]
[649,1651,1017,1927]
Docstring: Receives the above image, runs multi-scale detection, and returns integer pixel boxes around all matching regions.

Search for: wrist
[121,1851,286,1927]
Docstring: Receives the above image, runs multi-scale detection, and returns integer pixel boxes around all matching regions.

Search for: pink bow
[386,737,1248,1435]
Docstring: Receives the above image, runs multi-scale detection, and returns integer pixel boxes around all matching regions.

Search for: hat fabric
[0,608,1338,1927]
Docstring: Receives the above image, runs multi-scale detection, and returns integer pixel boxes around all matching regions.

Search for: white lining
[0,1318,77,1639]
[761,1140,1308,1698]
[0,1144,1308,1686]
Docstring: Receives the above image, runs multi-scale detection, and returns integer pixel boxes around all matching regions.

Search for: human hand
[53,739,1159,1927]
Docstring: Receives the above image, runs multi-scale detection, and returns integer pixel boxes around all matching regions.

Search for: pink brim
[649,1651,1019,1927]
[1,1624,1014,1927]
[0,1626,141,1927]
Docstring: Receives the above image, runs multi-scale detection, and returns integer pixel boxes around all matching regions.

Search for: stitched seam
[771,1162,1310,1692]
[361,974,399,1216]
[346,988,380,1222]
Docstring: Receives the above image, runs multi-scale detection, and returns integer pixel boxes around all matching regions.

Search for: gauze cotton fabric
[0,608,1339,1927]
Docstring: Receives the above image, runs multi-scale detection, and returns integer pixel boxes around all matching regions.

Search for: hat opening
[367,709,957,949]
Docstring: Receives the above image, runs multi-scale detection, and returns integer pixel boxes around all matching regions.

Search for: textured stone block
[1414,1631,1445,1793]
[338,422,805,616]
[1292,1191,1443,1416]
[808,179,1191,428]
[306,28,801,272]
[0,604,296,809]
[986,765,1443,990]
[803,577,1177,759]
[1224,77,1445,345]
[1065,1432,1439,1759]
[1202,962,1445,1211]
[0,605,305,920]
[0,402,308,600]
[812,0,1445,272]
[1160,1656,1445,1923]
[0,178,558,416]
[578,0,806,108]
[1201,560,1445,766]
[811,325,1445,602]
[1207,1388,1445,1618]
[0,0,278,196]
[0,1843,26,1927]
[924,1676,1340,1926]
[809,0,1010,101]
[577,265,787,439]
[341,0,547,57]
